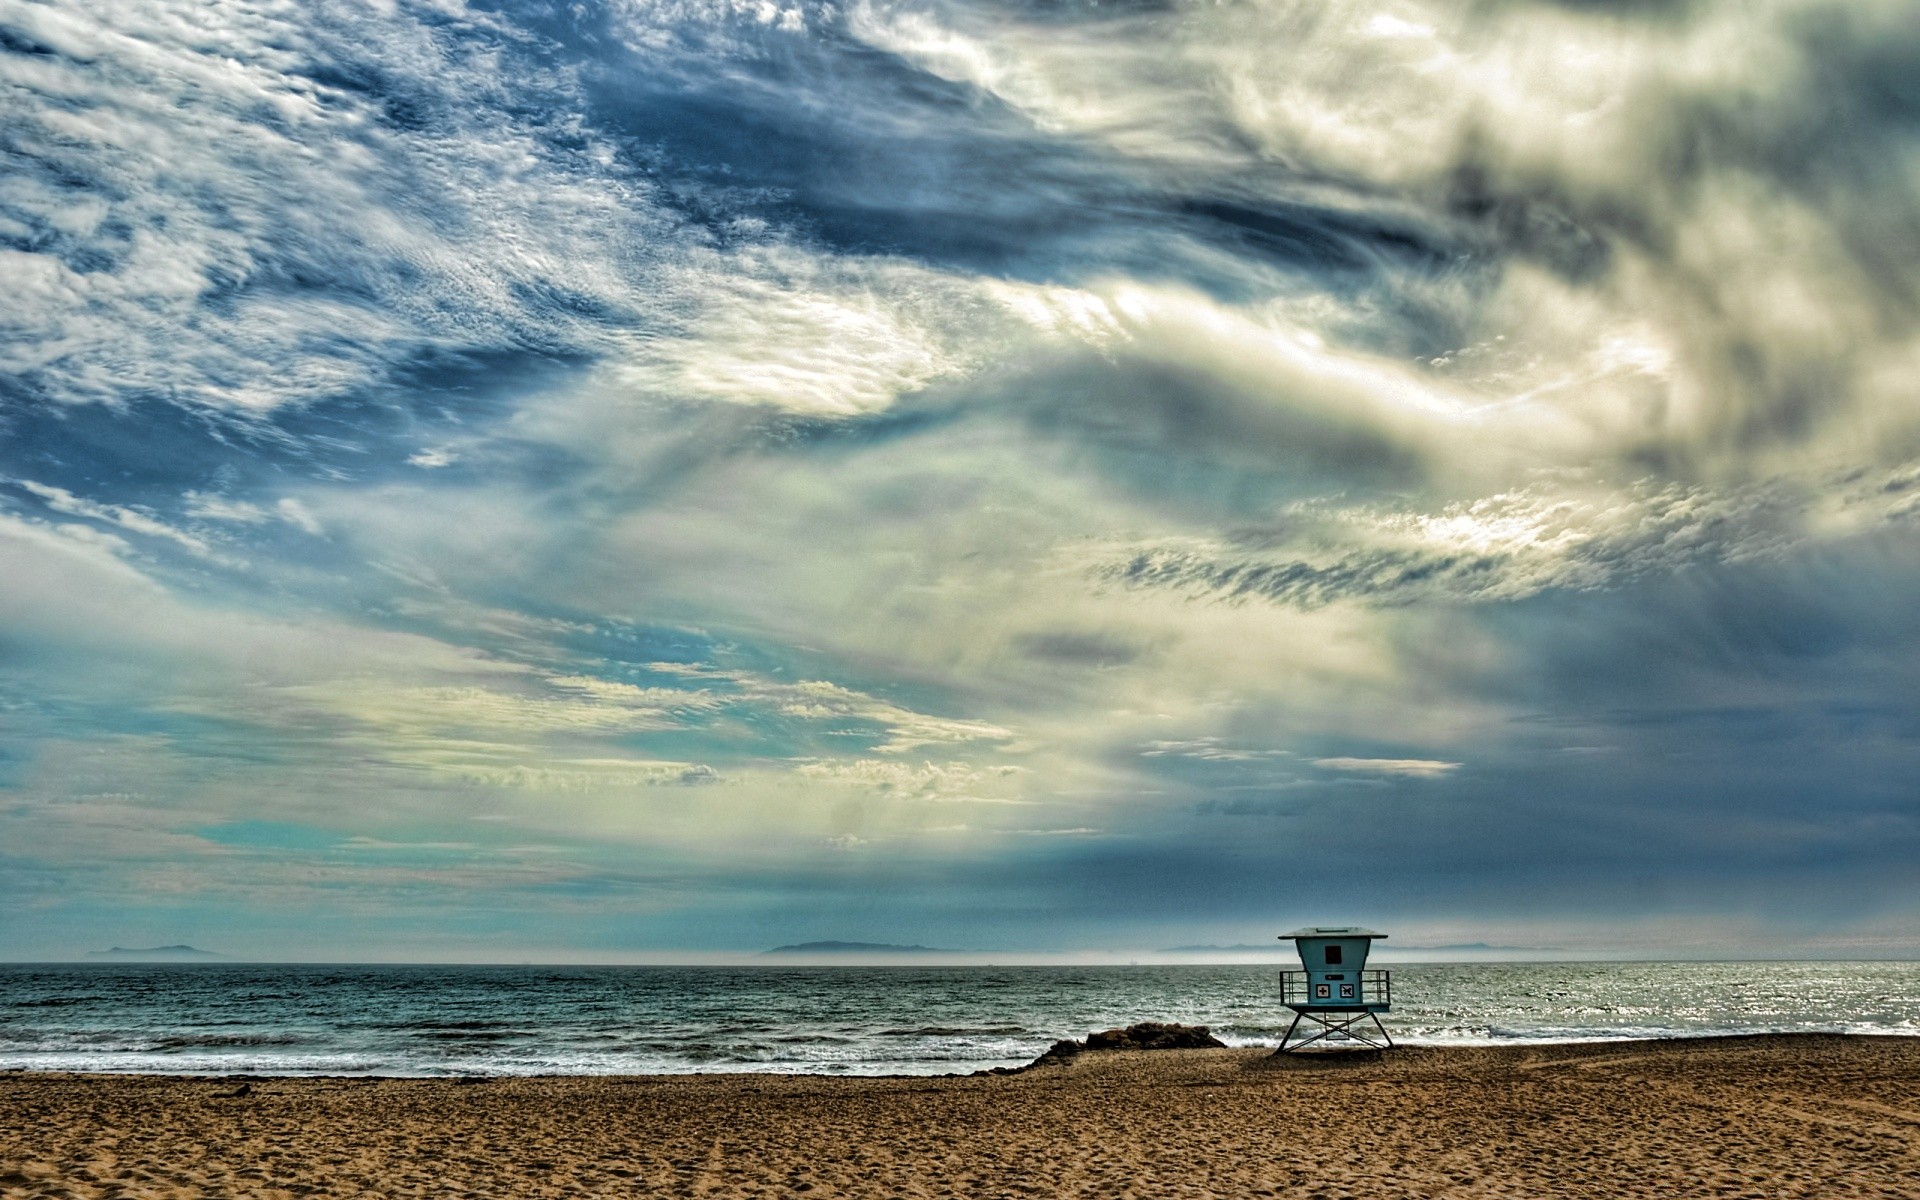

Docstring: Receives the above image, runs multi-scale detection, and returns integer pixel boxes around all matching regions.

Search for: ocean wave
[2,962,1916,1076]
[360,1019,530,1032]
[876,1026,1031,1036]
[153,1033,316,1049]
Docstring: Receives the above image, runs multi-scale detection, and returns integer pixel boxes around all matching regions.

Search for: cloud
[1312,757,1462,779]
[4,0,1920,956]
[610,255,987,415]
[792,758,1027,801]
[853,0,1920,470]
[181,490,325,537]
[449,761,723,791]
[756,678,1015,753]
[1095,470,1897,609]
[1139,738,1291,763]
[0,0,690,414]
[181,492,271,524]
[274,499,324,537]
[12,479,213,557]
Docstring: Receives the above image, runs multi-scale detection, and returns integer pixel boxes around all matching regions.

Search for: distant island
[83,945,222,961]
[1394,942,1558,953]
[762,941,956,955]
[1160,941,1556,955]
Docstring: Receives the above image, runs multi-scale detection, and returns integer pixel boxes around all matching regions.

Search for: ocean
[2,961,1915,1077]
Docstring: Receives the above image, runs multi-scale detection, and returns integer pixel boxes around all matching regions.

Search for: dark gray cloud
[1107,545,1507,609]
[1013,629,1142,667]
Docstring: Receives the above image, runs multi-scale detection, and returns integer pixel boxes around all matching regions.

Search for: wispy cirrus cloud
[10,479,214,558]
[1096,465,1920,610]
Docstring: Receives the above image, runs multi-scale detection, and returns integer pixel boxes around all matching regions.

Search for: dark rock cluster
[1070,1022,1229,1054]
[978,1022,1228,1074]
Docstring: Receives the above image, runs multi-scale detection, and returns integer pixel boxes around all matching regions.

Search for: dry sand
[3,1035,1918,1198]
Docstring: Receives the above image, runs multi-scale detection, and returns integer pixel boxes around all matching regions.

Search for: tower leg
[1278,1010,1394,1054]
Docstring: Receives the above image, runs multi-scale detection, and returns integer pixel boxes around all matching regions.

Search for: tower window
[1325,945,1344,965]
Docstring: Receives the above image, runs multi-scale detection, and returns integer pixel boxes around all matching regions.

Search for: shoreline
[4,1034,1917,1197]
[3,1027,1917,1082]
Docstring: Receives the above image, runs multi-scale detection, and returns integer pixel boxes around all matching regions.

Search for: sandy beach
[2,1035,1917,1199]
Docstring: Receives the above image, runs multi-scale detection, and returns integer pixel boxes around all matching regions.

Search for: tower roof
[1280,926,1386,939]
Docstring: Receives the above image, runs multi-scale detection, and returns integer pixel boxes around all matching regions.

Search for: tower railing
[1278,968,1391,1010]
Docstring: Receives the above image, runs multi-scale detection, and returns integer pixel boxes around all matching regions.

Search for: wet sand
[3,1035,1917,1198]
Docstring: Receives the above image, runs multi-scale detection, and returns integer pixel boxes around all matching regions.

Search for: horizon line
[9,952,1920,966]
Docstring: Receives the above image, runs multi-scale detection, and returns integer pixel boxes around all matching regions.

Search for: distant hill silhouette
[1392,942,1557,952]
[762,941,955,955]
[83,945,222,961]
[1162,941,1554,954]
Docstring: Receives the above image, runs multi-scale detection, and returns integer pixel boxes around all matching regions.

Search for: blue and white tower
[1276,925,1392,1053]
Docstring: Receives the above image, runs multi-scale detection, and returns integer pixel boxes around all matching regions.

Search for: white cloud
[182,492,271,524]
[792,758,1027,800]
[1139,738,1292,762]
[0,0,677,411]
[0,0,1047,431]
[1313,757,1460,778]
[275,499,324,536]
[15,480,212,557]
[183,491,325,536]
[761,679,1012,753]
[613,256,988,415]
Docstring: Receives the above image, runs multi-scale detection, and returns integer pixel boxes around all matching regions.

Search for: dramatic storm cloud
[2,0,1916,960]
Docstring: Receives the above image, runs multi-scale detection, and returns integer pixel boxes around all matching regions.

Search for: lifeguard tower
[1276,926,1392,1053]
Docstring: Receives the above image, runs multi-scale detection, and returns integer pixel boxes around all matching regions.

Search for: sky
[2,0,1918,962]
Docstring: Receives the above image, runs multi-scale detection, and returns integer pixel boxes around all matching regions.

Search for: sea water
[1,961,1915,1076]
